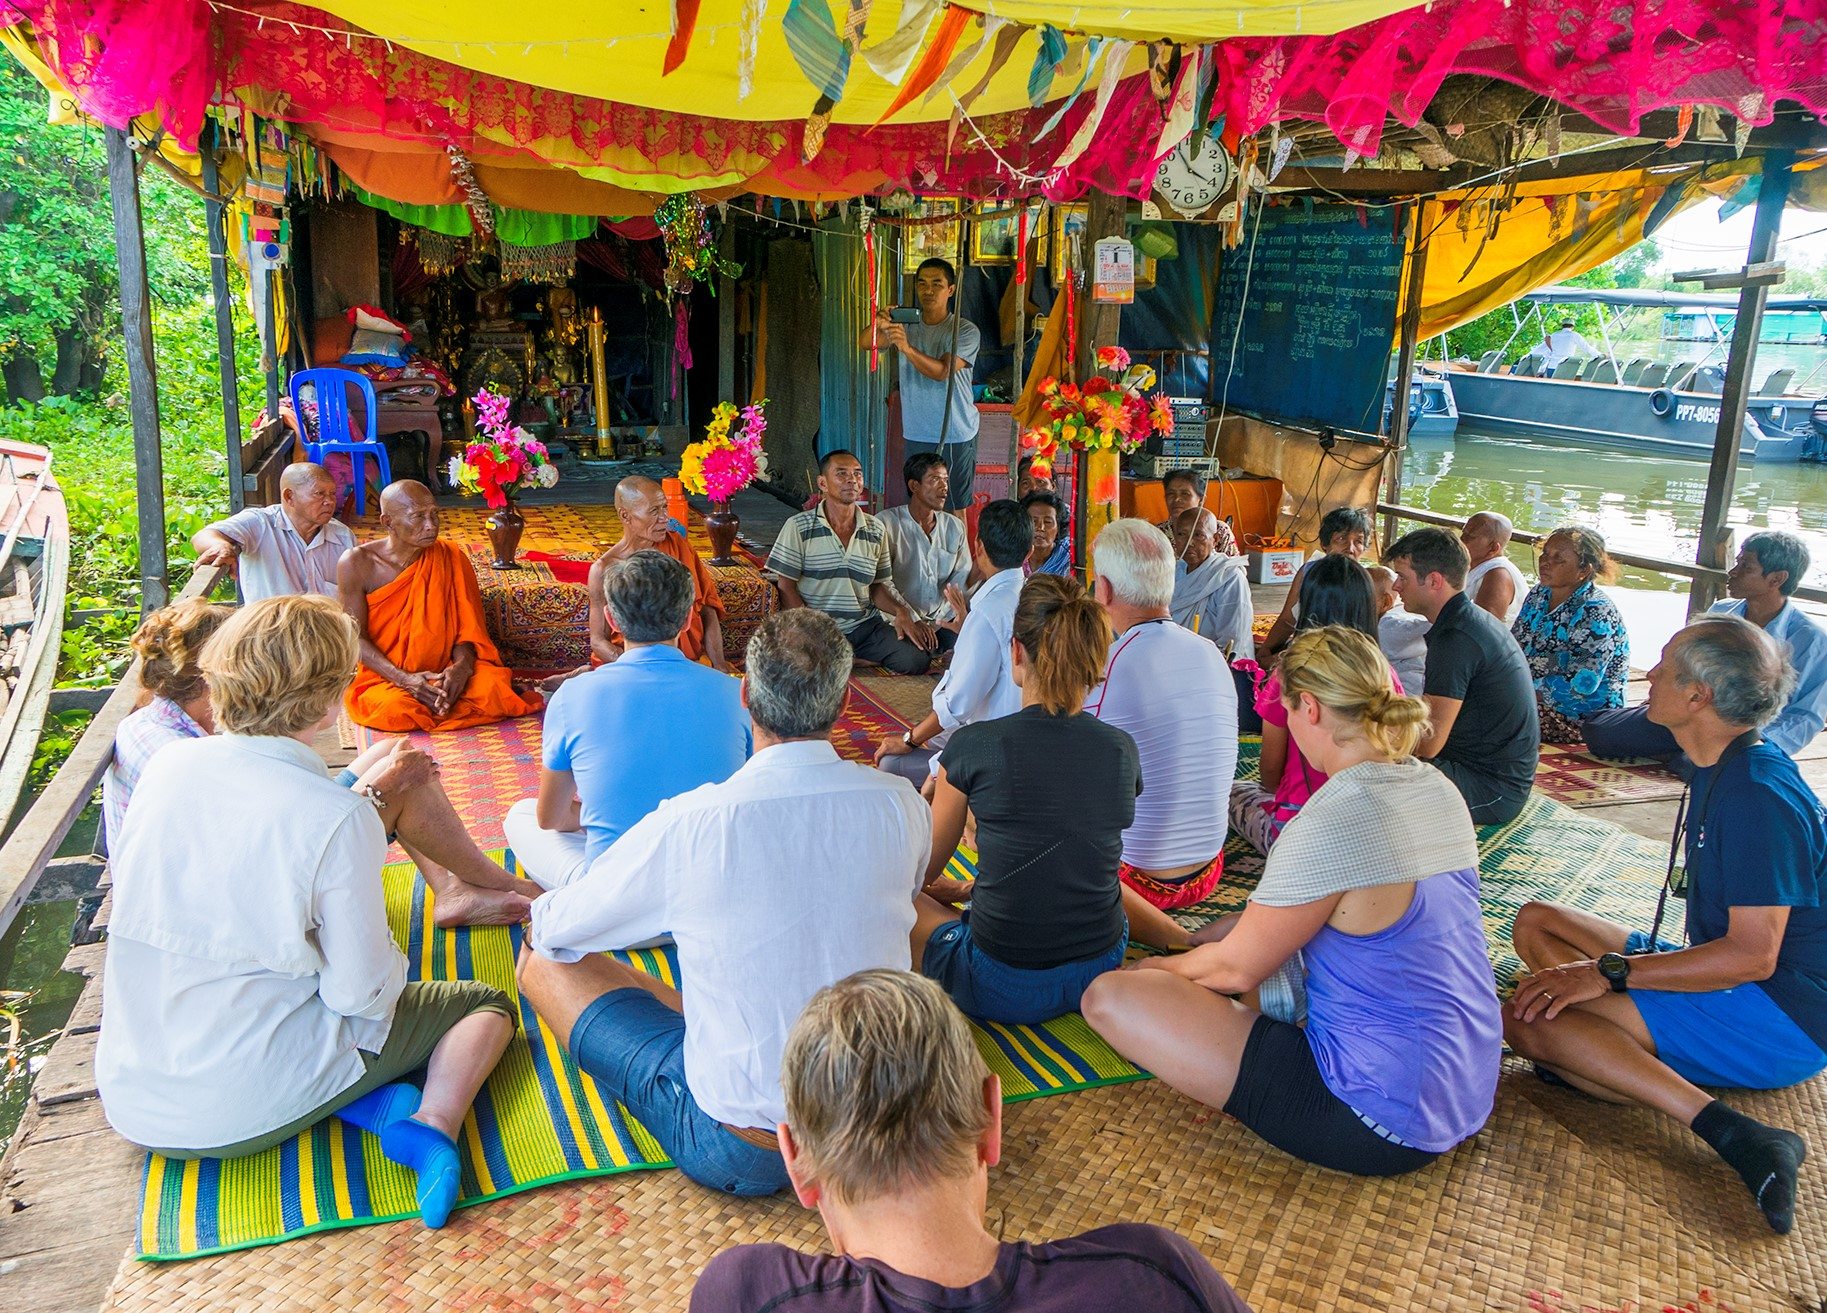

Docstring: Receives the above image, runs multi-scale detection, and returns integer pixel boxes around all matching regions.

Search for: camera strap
[1646,729,1761,950]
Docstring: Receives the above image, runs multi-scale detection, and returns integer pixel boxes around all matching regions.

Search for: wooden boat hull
[0,440,69,838]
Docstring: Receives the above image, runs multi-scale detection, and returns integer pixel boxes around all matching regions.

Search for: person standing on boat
[191,461,355,602]
[1540,318,1597,374]
[1459,512,1529,627]
[1583,531,1827,768]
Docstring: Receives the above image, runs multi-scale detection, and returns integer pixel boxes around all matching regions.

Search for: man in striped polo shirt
[767,450,937,675]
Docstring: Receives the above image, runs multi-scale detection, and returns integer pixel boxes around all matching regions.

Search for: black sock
[1690,1099,1808,1234]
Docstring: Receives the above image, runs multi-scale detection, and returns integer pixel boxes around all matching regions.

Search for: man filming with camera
[1505,615,1825,1234]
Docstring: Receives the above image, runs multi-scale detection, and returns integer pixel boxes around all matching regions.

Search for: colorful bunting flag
[783,0,852,103]
[858,0,940,86]
[1027,25,1068,107]
[874,3,972,125]
[663,0,700,75]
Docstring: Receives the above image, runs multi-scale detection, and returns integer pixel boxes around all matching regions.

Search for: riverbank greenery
[0,78,256,689]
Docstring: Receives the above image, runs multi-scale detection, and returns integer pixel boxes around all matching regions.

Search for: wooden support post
[1690,153,1793,615]
[717,227,736,403]
[1009,213,1027,492]
[199,127,245,514]
[1073,191,1127,571]
[260,267,283,426]
[1382,202,1430,554]
[105,128,168,614]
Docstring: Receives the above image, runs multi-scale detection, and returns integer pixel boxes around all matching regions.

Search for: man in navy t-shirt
[691,970,1250,1313]
[1505,615,1824,1234]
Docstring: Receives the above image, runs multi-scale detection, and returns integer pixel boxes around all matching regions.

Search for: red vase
[705,498,740,566]
[486,500,525,569]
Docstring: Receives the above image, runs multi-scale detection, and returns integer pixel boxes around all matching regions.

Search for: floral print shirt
[1510,581,1630,719]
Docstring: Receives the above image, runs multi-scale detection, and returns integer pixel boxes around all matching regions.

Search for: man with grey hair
[1508,614,1824,1235]
[518,608,930,1196]
[1167,507,1254,659]
[1085,519,1237,948]
[1584,530,1825,764]
[191,462,355,601]
[504,550,749,890]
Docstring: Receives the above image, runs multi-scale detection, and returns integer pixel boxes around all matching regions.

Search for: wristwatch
[901,730,918,750]
[1596,952,1631,993]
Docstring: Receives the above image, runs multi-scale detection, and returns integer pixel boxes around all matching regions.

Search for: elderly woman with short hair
[95,594,514,1229]
[1511,526,1630,742]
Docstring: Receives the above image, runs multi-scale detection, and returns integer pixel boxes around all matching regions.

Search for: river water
[1399,424,1827,661]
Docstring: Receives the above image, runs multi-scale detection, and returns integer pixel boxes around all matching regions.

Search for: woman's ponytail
[1013,575,1111,716]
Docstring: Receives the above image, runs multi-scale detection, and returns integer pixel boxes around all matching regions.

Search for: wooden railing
[1377,502,1827,607]
[0,562,226,938]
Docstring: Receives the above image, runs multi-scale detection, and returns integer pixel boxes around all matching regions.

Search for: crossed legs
[348,739,540,926]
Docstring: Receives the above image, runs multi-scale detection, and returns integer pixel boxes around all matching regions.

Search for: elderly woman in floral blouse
[1511,527,1630,742]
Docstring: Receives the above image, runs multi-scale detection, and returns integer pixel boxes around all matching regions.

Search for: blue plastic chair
[289,367,392,516]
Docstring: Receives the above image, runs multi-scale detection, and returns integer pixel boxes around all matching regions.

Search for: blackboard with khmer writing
[1208,204,1405,433]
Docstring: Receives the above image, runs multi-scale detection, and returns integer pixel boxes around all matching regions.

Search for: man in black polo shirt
[1387,527,1540,825]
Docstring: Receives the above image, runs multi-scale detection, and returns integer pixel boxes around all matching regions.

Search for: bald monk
[340,481,543,731]
[587,476,731,671]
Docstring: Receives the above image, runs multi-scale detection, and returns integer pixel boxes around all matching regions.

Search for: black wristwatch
[1596,952,1631,993]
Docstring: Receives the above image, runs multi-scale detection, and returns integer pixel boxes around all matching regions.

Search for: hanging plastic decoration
[655,193,742,298]
[408,227,468,277]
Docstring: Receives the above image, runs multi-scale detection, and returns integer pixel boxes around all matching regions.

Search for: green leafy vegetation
[0,66,258,695]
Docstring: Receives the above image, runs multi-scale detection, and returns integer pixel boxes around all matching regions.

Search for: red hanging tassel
[1015,207,1029,286]
[1063,266,1078,381]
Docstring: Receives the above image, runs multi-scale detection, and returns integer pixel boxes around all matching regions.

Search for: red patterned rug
[360,679,915,845]
[1533,742,1685,809]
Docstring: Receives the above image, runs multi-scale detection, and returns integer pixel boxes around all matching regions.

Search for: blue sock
[380,1116,462,1229]
[335,1082,421,1135]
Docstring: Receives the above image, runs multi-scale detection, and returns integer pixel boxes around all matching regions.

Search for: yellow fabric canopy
[309,0,1419,125]
[1410,160,1761,343]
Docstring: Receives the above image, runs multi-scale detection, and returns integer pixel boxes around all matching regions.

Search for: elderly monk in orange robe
[340,480,542,731]
[587,475,730,670]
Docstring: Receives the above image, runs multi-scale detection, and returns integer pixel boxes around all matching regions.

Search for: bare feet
[432,885,534,928]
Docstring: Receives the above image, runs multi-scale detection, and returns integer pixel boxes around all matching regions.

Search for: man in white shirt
[874,499,1032,786]
[878,452,971,653]
[1167,508,1254,659]
[518,609,930,1196]
[1459,511,1528,626]
[1086,519,1236,948]
[1540,319,1597,373]
[191,462,356,601]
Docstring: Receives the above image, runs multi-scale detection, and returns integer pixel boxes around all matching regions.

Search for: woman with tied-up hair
[1084,625,1502,1177]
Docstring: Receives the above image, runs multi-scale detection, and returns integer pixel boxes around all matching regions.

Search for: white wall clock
[1155,134,1234,218]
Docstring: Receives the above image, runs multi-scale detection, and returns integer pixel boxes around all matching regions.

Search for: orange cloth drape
[346,540,543,731]
[603,531,726,663]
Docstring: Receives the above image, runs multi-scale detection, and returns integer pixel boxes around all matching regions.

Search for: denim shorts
[921,916,1127,1025]
[1622,931,1827,1089]
[569,988,791,1196]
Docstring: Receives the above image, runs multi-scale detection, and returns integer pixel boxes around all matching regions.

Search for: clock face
[1155,134,1234,218]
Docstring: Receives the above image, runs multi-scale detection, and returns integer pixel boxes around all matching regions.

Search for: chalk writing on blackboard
[1210,205,1403,433]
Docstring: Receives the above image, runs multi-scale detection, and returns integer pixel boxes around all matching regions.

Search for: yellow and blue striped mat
[137,847,1146,1260]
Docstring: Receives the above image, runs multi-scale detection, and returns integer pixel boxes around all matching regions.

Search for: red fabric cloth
[521,550,592,584]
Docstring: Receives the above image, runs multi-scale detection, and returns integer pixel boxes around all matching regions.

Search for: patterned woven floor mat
[1532,741,1687,809]
[131,843,1141,1261]
[107,1056,1823,1312]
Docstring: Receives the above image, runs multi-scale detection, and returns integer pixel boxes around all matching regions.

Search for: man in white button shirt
[874,498,1031,787]
[518,609,930,1196]
[191,462,356,601]
[877,452,971,655]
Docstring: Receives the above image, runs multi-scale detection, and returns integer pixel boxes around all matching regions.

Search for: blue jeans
[922,916,1128,1025]
[1581,706,1692,777]
[568,989,791,1196]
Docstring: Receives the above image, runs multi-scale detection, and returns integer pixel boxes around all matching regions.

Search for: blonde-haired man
[690,970,1251,1311]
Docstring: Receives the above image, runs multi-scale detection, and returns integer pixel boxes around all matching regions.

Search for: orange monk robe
[345,539,543,732]
[605,530,727,664]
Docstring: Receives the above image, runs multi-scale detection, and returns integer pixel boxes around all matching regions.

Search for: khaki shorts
[153,980,515,1160]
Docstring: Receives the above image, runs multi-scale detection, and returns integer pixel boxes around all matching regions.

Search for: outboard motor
[1807,397,1827,462]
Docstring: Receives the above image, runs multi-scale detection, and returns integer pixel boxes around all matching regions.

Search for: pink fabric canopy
[6,0,1825,203]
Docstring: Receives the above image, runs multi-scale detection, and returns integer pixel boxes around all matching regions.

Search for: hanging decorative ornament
[655,193,742,300]
[446,144,494,235]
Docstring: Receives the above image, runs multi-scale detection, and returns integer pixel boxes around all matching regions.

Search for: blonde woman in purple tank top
[1083,626,1503,1177]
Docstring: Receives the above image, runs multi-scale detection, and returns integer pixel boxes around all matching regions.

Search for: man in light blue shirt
[1583,531,1825,765]
[873,257,981,511]
[505,550,749,889]
[874,500,1032,786]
